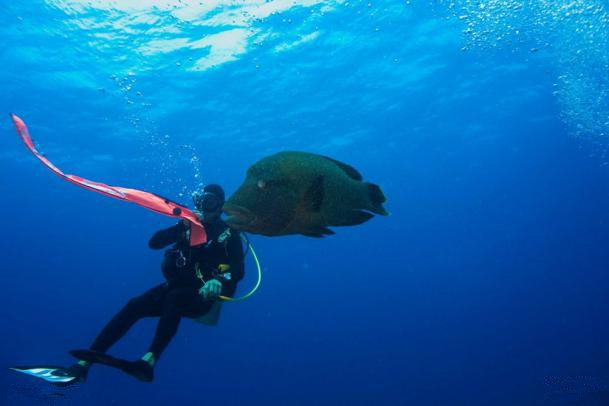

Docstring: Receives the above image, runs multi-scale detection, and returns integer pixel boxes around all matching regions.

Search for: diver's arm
[148,222,187,249]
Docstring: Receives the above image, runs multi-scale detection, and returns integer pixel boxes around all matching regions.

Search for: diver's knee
[164,291,180,306]
[163,291,184,313]
[123,297,145,315]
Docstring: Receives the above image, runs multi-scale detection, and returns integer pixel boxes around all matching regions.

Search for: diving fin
[70,350,153,382]
[9,364,86,387]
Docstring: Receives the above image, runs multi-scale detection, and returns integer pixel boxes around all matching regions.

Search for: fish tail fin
[366,182,388,215]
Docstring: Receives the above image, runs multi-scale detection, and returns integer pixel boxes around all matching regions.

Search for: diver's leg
[146,287,212,360]
[54,284,167,385]
[89,283,167,353]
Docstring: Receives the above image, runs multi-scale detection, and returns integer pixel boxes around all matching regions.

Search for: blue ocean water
[2,1,609,405]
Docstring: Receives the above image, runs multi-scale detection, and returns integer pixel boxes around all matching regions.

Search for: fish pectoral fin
[320,155,363,181]
[319,226,335,235]
[301,226,335,238]
[302,175,324,212]
[302,232,324,238]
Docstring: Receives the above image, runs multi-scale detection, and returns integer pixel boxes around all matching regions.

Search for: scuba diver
[41,184,243,384]
[9,116,256,386]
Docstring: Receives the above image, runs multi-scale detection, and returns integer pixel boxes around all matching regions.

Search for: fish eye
[257,180,266,189]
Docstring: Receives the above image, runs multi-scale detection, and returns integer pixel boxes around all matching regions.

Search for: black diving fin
[70,350,153,382]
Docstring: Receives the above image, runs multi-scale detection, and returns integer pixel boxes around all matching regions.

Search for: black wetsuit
[89,219,244,359]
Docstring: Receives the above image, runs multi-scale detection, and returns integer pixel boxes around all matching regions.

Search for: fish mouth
[223,203,255,228]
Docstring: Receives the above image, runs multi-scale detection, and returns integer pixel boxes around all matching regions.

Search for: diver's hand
[199,279,222,300]
[181,211,202,230]
[183,210,204,226]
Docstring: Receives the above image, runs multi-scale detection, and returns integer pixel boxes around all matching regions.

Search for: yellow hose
[219,234,262,302]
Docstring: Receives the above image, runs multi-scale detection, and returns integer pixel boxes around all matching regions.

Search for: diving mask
[193,191,222,213]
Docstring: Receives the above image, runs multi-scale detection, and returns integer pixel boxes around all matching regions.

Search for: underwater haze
[2,1,609,405]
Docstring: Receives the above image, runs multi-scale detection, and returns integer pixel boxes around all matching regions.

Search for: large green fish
[223,151,388,237]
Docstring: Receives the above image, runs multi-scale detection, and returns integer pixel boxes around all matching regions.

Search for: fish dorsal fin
[321,155,363,181]
[303,175,324,212]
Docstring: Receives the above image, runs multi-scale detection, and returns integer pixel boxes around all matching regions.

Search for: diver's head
[193,184,225,223]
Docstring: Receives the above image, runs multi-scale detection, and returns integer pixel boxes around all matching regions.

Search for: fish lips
[223,203,255,229]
